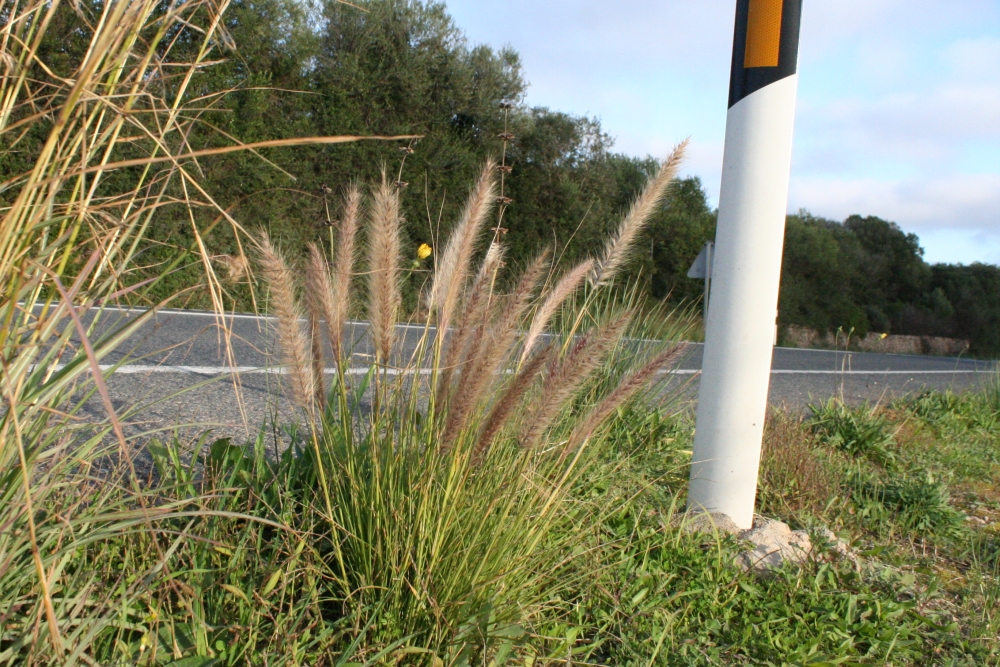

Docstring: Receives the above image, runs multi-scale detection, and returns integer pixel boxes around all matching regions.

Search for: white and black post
[688,0,802,529]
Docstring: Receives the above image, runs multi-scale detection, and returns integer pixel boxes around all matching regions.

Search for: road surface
[63,306,994,444]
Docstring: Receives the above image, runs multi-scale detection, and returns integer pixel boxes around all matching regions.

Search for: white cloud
[794,83,1000,173]
[944,37,1000,81]
[789,173,1000,264]
[445,0,1000,264]
[790,173,1000,231]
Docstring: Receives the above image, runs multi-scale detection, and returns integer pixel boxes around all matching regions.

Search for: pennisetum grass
[367,173,403,367]
[2,0,692,657]
[259,232,315,413]
[428,159,498,339]
[0,0,403,663]
[519,257,594,365]
[257,142,694,656]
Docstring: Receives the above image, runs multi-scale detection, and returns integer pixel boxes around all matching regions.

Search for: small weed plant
[850,470,967,538]
[909,388,999,432]
[809,398,899,469]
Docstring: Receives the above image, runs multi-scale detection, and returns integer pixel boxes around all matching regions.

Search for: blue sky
[445,0,1000,265]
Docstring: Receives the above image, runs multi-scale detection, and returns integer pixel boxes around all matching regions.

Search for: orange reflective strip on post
[744,0,783,68]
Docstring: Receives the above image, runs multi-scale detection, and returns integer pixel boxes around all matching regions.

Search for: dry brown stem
[259,233,314,412]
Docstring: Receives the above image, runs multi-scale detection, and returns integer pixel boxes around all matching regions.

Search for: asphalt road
[64,306,995,444]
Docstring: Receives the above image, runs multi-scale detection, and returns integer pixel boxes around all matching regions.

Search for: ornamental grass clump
[0,0,396,662]
[257,146,691,655]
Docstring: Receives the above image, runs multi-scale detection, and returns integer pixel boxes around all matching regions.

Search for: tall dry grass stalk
[476,345,553,458]
[434,239,509,407]
[428,159,497,335]
[0,0,409,661]
[260,234,315,412]
[592,140,688,286]
[367,176,402,365]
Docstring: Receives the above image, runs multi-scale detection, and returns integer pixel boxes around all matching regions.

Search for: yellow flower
[417,243,432,260]
[879,332,888,340]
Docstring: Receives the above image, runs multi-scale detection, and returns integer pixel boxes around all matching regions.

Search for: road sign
[687,241,714,280]
[688,241,715,317]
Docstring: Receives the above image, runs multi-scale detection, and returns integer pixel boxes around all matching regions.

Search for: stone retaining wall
[783,325,969,357]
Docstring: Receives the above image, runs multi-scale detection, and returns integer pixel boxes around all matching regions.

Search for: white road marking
[29,303,993,375]
[90,305,435,331]
[65,365,987,376]
[759,369,985,375]
[70,365,433,376]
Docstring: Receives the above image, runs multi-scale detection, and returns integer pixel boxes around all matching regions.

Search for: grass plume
[520,258,593,365]
[435,239,507,407]
[477,345,554,458]
[593,140,688,286]
[564,342,688,457]
[520,312,633,450]
[442,251,548,446]
[428,159,497,335]
[305,242,333,405]
[329,184,362,362]
[367,175,403,365]
[259,233,315,412]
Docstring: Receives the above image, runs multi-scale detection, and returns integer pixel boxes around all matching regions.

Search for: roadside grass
[0,0,394,662]
[759,391,1000,664]
[543,391,999,666]
[4,0,999,664]
[15,385,996,666]
[6,306,998,665]
[807,397,899,470]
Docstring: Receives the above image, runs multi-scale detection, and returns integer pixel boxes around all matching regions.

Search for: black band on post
[728,0,802,108]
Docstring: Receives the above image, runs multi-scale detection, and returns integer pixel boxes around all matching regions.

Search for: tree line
[6,0,997,355]
[781,212,1000,355]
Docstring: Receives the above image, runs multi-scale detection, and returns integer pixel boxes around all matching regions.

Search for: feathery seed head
[592,140,688,286]
[429,159,497,333]
[367,175,403,364]
[520,311,633,450]
[329,185,362,361]
[258,233,315,412]
[520,258,594,365]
